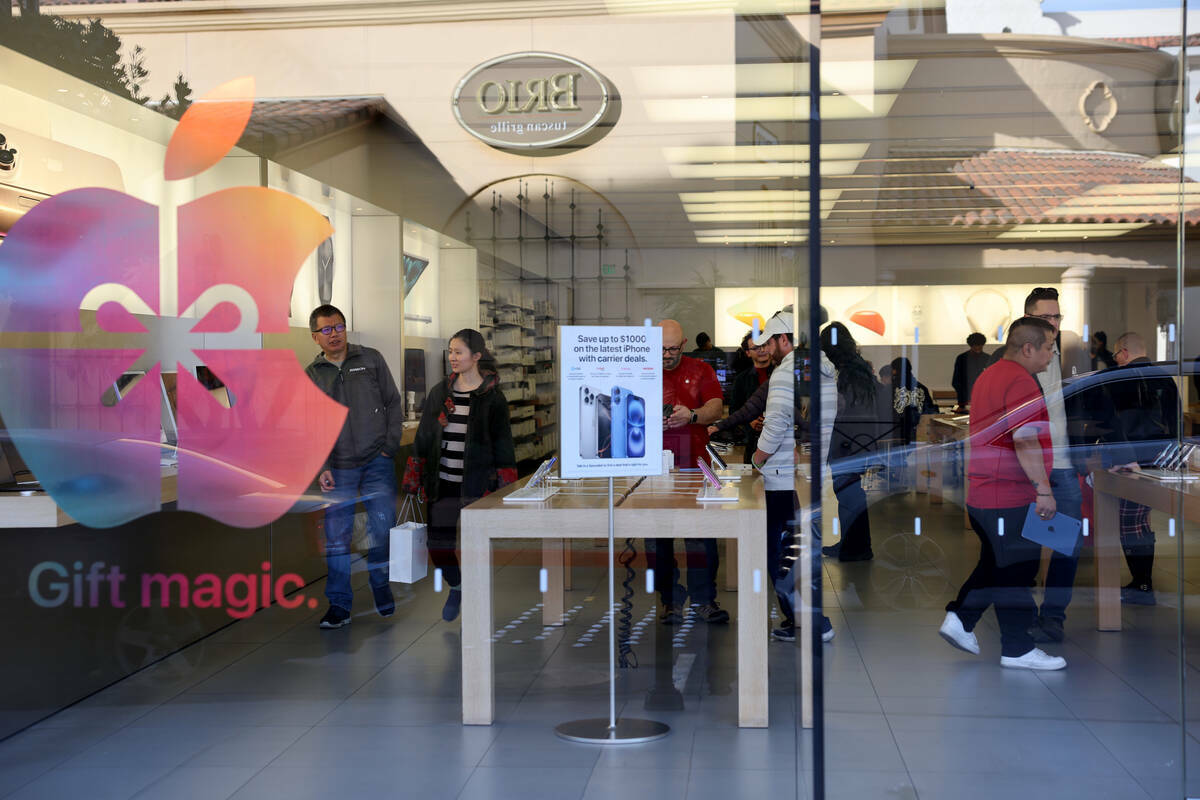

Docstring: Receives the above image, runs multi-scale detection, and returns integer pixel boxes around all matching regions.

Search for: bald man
[653,319,727,624]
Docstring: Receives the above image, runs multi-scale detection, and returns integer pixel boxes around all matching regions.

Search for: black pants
[766,489,800,627]
[832,472,872,558]
[947,505,1041,658]
[647,538,719,606]
[428,480,470,588]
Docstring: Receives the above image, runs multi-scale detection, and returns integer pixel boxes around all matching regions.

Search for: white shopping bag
[389,494,427,583]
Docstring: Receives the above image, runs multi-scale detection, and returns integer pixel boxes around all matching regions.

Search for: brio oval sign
[452,52,618,153]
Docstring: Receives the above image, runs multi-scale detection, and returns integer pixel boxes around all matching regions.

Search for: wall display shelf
[464,180,637,470]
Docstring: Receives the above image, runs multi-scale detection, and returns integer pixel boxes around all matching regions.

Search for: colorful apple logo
[0,77,347,528]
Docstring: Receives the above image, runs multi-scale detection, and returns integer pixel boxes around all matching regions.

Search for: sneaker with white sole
[821,616,835,643]
[999,647,1066,671]
[938,611,979,655]
[319,605,351,629]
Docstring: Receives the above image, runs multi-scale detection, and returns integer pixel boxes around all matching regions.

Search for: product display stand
[554,476,671,745]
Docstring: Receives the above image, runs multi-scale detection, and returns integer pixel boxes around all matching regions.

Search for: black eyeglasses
[662,345,683,355]
[312,323,347,335]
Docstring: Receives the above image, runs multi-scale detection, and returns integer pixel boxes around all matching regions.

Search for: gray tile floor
[3,491,1200,799]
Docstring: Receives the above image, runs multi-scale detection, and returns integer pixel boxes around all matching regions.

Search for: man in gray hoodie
[751,308,834,644]
[305,304,405,629]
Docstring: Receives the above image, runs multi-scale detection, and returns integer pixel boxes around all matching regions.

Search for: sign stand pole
[554,476,670,744]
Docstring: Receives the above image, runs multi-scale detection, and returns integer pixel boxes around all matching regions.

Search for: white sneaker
[938,611,980,655]
[1000,647,1067,671]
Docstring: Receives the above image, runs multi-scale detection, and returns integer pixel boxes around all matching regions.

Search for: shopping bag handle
[396,492,425,526]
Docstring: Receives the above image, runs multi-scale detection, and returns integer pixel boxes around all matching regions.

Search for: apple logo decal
[0,77,348,528]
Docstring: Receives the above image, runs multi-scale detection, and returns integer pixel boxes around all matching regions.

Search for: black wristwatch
[690,410,698,424]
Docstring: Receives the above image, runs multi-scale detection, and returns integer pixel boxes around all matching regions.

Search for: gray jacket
[305,344,404,470]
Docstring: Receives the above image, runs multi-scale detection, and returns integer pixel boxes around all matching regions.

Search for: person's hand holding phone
[666,404,691,430]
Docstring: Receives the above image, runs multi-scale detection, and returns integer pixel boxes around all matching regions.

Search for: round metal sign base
[554,718,671,745]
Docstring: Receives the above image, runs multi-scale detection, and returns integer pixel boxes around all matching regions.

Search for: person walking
[414,328,516,622]
[305,304,404,629]
[939,317,1066,670]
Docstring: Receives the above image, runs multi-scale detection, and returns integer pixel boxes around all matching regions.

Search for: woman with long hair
[819,322,889,562]
[414,328,516,621]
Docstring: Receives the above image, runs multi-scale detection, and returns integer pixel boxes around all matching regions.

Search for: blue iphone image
[626,391,646,458]
[610,386,629,458]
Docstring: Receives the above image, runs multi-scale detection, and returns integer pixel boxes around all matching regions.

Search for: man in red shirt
[653,319,727,624]
[939,317,1067,670]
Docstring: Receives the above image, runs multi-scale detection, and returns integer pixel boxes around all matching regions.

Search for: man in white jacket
[751,308,835,643]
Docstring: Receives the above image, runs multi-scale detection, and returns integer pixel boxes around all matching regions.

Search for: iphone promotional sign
[560,325,663,478]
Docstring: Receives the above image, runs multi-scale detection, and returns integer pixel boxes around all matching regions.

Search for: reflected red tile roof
[1103,34,1200,49]
[827,148,1199,232]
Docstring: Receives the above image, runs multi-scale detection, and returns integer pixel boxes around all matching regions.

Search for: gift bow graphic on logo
[0,77,347,528]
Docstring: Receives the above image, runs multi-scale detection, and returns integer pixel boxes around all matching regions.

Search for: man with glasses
[653,319,727,624]
[708,331,774,463]
[305,304,404,629]
[1020,287,1085,644]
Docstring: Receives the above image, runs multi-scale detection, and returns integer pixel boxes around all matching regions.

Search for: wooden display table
[1091,469,1197,631]
[459,471,770,728]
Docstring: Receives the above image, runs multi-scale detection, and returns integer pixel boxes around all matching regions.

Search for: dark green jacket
[414,373,516,501]
[305,344,404,470]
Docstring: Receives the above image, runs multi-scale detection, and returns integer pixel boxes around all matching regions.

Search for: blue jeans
[1039,467,1083,622]
[323,455,396,610]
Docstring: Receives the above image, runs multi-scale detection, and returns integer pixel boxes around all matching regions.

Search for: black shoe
[319,605,351,629]
[373,584,395,617]
[659,603,683,625]
[821,542,873,562]
[1028,614,1064,643]
[1121,583,1156,606]
[696,601,730,624]
[771,624,796,642]
[442,587,462,621]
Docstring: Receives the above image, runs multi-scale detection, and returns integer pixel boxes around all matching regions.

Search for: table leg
[564,542,573,591]
[542,539,566,627]
[725,538,738,591]
[736,522,768,728]
[1094,486,1121,632]
[461,521,495,724]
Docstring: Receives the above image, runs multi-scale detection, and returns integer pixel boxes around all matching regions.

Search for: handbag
[402,455,426,501]
[389,492,427,583]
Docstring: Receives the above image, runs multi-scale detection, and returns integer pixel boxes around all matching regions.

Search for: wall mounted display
[820,284,1047,345]
[713,286,800,346]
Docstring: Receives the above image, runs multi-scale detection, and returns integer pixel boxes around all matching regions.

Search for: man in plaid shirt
[1096,332,1179,605]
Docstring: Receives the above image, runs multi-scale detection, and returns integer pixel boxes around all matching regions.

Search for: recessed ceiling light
[56,88,69,93]
[355,207,363,211]
[129,117,139,122]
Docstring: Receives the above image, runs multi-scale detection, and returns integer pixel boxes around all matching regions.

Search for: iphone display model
[705,442,728,470]
[596,393,612,458]
[610,386,629,459]
[626,391,646,458]
[696,456,723,489]
[579,386,599,459]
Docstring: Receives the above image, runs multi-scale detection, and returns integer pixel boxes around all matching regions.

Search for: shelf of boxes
[480,279,559,464]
